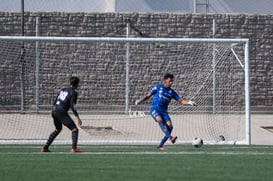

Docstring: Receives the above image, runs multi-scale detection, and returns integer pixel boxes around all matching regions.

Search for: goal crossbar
[0,36,249,44]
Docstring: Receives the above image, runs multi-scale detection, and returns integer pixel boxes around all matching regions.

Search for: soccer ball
[192,137,203,147]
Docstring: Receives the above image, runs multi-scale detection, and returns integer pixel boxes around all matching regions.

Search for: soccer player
[41,76,83,153]
[135,73,196,151]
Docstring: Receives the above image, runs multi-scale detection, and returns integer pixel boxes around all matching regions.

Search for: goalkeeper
[41,76,83,153]
[135,73,196,151]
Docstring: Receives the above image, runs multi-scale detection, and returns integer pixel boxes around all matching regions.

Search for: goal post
[0,36,250,145]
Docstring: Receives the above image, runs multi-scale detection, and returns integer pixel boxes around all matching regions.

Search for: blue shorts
[150,108,171,123]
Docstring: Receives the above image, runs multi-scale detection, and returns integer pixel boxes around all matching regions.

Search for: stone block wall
[0,12,273,112]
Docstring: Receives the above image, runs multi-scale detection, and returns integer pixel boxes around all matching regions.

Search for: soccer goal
[0,36,250,145]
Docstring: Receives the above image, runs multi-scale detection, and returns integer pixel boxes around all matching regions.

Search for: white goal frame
[0,36,251,145]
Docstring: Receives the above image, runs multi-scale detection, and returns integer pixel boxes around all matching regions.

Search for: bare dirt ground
[251,114,273,145]
[1,113,273,145]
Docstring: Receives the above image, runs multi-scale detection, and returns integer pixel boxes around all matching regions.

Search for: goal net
[0,36,250,145]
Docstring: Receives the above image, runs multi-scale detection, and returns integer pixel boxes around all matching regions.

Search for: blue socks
[158,121,173,147]
[159,136,169,148]
[158,120,171,138]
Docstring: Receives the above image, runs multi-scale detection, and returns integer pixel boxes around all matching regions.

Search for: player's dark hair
[70,76,80,87]
[163,73,174,80]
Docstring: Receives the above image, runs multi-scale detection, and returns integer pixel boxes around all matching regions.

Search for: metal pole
[20,0,25,112]
[212,19,216,114]
[245,40,251,145]
[35,17,40,113]
[125,19,131,113]
[193,0,197,13]
[21,0,24,36]
[206,0,209,13]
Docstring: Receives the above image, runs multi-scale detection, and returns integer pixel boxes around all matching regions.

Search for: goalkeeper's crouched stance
[135,73,197,151]
[41,76,83,153]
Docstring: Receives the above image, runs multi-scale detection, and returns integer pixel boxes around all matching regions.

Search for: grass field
[1,144,273,181]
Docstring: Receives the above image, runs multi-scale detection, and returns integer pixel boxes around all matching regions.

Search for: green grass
[1,145,273,181]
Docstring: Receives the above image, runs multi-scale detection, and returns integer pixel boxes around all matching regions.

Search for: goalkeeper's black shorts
[51,110,77,131]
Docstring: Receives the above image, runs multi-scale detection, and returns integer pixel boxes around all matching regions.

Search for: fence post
[35,17,40,113]
[125,19,131,113]
[20,0,25,113]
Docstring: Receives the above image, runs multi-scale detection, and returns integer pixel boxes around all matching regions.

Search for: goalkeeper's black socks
[72,130,79,149]
[44,130,60,149]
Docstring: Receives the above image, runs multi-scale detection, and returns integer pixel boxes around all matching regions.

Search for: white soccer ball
[192,137,203,147]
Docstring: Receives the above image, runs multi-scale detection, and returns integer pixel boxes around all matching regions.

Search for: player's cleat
[71,148,83,153]
[41,147,51,152]
[171,136,178,144]
[157,146,168,151]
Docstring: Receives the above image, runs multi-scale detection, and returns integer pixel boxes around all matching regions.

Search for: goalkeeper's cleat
[171,136,178,144]
[157,146,168,151]
[41,147,51,152]
[71,148,83,153]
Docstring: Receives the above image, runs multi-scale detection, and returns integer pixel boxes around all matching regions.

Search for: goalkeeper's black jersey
[52,87,78,117]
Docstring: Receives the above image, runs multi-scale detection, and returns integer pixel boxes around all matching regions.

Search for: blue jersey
[149,84,181,112]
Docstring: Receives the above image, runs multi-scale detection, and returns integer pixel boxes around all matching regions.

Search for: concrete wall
[0,12,273,112]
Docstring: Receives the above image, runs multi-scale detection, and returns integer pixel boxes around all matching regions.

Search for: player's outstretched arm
[135,93,151,105]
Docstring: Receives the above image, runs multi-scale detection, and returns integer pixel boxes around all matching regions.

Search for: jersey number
[58,91,68,101]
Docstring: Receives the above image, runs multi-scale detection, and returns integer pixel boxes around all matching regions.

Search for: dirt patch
[261,126,273,133]
[80,126,122,136]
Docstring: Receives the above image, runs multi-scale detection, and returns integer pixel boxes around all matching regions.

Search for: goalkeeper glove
[135,98,145,105]
[188,100,197,107]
